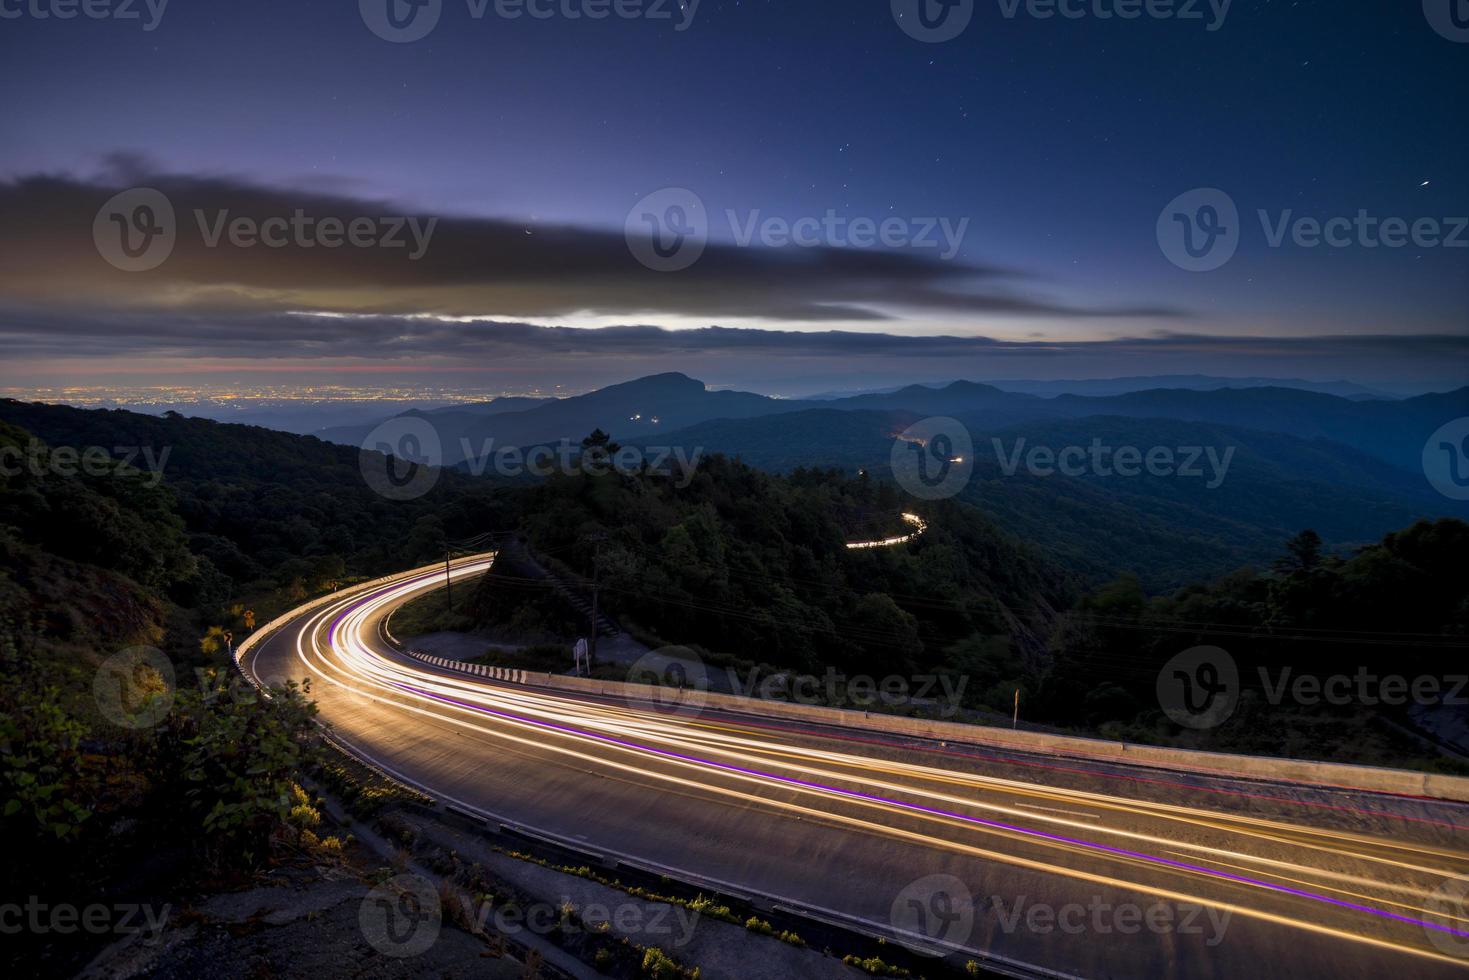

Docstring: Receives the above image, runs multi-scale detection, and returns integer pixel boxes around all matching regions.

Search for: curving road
[243,555,1469,978]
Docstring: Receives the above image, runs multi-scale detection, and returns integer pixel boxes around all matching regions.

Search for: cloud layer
[4,159,1461,391]
[0,158,1179,328]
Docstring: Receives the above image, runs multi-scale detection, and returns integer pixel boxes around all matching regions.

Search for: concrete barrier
[403,649,526,685]
[407,656,1469,803]
[244,555,1469,805]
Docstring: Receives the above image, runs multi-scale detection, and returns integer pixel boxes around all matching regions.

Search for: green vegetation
[1040,519,1469,763]
[311,752,434,819]
[641,945,700,979]
[385,581,481,636]
[743,916,806,946]
[478,455,1071,679]
[1,396,1466,979]
[0,399,511,606]
[843,953,913,977]
[0,416,349,971]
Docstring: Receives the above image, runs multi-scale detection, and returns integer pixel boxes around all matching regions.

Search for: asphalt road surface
[243,556,1469,978]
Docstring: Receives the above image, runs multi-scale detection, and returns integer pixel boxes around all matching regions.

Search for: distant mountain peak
[601,372,707,396]
[941,379,1007,395]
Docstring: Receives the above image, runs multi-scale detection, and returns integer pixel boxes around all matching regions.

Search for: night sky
[0,0,1464,394]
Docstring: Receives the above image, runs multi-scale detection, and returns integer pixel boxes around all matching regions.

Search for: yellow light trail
[244,556,1469,969]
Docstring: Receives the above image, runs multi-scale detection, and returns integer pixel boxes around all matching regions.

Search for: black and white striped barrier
[405,648,526,685]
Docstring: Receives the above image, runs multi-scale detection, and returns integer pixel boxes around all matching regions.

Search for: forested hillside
[3,395,1465,945]
[0,398,511,601]
[500,455,1074,675]
[0,418,328,973]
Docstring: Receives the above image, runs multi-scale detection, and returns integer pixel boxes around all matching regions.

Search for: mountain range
[804,375,1396,401]
[315,372,1468,589]
[319,372,1467,474]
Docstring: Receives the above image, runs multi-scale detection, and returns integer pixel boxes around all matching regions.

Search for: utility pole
[444,549,453,611]
[1012,689,1020,729]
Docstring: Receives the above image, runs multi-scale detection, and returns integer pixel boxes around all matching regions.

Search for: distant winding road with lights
[243,555,1469,978]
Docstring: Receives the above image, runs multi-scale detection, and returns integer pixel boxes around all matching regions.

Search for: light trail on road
[244,556,1469,976]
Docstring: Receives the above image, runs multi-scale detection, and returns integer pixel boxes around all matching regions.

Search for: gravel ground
[400,811,867,980]
[76,870,526,980]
